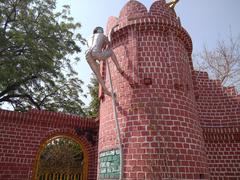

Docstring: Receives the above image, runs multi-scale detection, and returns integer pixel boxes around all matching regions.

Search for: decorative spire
[167,0,179,9]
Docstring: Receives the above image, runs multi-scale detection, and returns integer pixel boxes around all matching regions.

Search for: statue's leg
[86,54,112,96]
[110,50,124,74]
[101,49,124,74]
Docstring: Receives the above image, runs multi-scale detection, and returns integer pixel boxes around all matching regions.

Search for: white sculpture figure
[85,27,123,96]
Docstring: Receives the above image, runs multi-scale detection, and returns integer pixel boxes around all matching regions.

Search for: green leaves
[85,74,100,117]
[38,137,84,175]
[0,0,86,115]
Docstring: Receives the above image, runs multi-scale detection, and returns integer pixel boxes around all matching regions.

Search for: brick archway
[33,132,92,180]
[0,109,98,180]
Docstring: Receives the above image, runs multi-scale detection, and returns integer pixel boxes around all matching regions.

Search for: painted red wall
[193,71,240,179]
[0,109,98,180]
[98,0,240,179]
[193,71,240,127]
[99,0,208,179]
[203,127,240,179]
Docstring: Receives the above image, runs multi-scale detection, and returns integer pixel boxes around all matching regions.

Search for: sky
[57,0,240,105]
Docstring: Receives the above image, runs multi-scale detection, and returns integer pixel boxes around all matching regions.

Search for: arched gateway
[34,134,88,179]
[0,109,98,180]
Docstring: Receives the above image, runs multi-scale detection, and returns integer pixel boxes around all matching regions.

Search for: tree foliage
[0,0,86,115]
[38,138,83,175]
[195,34,240,91]
[85,74,100,117]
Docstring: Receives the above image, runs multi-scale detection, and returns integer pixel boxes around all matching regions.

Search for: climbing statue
[85,26,124,96]
[167,0,179,9]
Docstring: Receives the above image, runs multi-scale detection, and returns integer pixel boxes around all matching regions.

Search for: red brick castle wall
[193,71,240,178]
[98,0,240,179]
[0,109,98,180]
[99,0,209,179]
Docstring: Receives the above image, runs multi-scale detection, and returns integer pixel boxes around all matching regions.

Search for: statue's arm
[108,24,119,44]
[103,35,111,50]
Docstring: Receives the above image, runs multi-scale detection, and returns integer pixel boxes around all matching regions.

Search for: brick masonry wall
[193,71,240,179]
[99,1,208,179]
[0,109,98,180]
[193,71,240,127]
[203,127,240,179]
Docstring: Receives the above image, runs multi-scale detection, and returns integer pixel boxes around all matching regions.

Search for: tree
[85,74,100,117]
[194,34,240,91]
[0,0,86,115]
[38,138,84,176]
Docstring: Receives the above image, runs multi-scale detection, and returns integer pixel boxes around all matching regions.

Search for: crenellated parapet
[193,70,240,127]
[106,0,192,54]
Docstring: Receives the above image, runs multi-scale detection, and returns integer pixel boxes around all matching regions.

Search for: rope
[106,59,123,180]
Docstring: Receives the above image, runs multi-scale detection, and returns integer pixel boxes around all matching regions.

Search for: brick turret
[98,0,209,179]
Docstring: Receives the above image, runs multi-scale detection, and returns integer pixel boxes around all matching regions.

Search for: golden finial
[167,0,179,9]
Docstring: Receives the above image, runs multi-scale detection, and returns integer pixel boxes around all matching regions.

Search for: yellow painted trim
[32,133,89,180]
